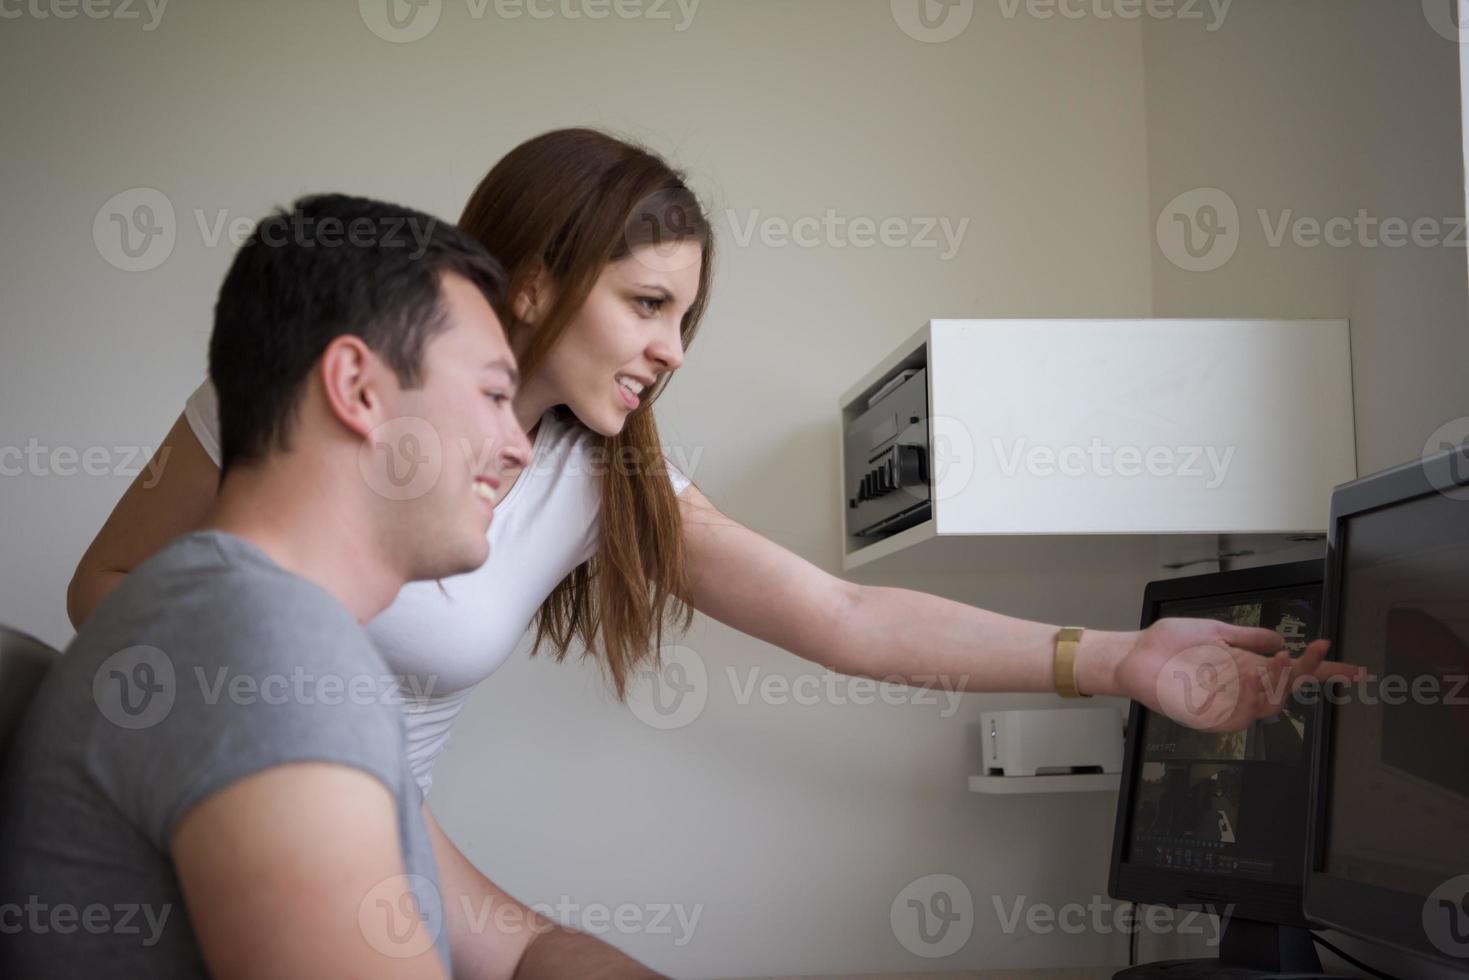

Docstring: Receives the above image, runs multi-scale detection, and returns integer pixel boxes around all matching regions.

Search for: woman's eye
[484,391,509,405]
[634,296,664,315]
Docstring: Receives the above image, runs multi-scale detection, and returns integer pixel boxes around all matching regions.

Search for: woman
[68,127,1351,965]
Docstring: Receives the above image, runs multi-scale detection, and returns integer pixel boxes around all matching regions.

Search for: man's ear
[317,335,386,442]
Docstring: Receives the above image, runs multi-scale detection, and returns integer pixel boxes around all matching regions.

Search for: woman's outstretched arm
[67,412,220,628]
[674,482,1359,733]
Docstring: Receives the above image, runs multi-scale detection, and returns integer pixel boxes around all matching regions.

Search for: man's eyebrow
[483,358,520,385]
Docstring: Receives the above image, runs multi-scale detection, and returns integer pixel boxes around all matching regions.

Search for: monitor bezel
[1304,449,1469,969]
[1108,557,1326,928]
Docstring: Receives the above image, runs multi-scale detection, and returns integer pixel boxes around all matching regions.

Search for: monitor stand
[1113,919,1343,979]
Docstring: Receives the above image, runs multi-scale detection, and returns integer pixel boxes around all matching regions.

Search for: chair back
[0,625,60,762]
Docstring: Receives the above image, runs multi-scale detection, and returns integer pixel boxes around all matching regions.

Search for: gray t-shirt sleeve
[85,566,409,853]
[183,377,222,468]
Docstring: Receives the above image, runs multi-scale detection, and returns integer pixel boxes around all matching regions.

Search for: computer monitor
[1109,558,1329,977]
[1305,448,1469,972]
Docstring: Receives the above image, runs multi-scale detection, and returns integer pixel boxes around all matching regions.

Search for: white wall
[1140,2,1468,977]
[2,1,1463,977]
[1144,0,1469,477]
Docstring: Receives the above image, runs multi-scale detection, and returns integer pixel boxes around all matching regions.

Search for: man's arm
[171,762,449,980]
[423,806,663,980]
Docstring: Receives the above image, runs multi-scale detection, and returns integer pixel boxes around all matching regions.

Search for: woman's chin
[572,405,627,438]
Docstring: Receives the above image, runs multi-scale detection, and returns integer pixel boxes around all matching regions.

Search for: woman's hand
[1111,618,1363,732]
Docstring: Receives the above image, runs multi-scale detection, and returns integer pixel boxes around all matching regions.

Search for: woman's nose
[651,326,685,373]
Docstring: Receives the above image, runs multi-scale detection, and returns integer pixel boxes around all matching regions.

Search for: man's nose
[500,424,533,470]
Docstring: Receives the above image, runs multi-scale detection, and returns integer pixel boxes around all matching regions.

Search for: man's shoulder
[75,531,379,679]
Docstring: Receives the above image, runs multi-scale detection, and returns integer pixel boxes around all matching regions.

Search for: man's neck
[202,460,404,624]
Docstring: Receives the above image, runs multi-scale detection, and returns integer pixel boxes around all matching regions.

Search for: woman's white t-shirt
[183,379,690,797]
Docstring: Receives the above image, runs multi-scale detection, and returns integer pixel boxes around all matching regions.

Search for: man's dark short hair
[209,192,507,473]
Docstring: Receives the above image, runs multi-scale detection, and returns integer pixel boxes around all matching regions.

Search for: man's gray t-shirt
[0,530,451,978]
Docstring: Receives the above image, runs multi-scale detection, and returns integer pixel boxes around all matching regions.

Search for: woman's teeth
[618,377,645,395]
[472,481,499,504]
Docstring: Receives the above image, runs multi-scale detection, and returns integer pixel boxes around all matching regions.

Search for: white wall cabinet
[839,319,1357,571]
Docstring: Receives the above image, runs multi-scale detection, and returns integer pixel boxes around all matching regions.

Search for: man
[0,194,661,979]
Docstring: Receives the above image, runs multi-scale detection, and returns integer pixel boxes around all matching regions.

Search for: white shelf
[840,318,1357,572]
[968,773,1121,795]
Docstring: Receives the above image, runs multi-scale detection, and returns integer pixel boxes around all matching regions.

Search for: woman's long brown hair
[458,128,715,699]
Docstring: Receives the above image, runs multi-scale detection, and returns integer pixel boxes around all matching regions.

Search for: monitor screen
[1124,586,1321,886]
[1320,485,1469,906]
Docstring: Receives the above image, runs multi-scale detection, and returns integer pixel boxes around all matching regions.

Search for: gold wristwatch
[1053,626,1091,698]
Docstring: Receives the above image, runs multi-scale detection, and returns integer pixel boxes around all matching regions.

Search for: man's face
[372,271,531,580]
